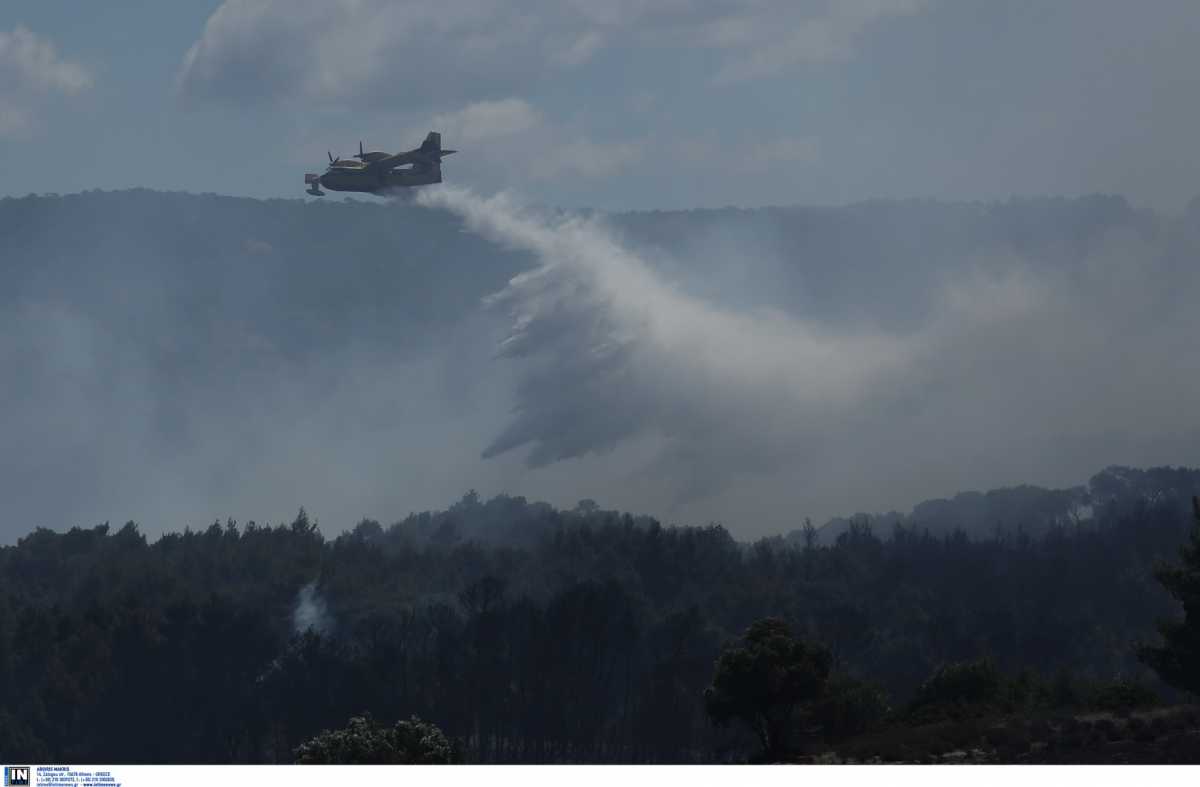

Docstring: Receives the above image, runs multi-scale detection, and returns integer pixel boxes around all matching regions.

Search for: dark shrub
[983,726,1010,747]
[872,740,907,762]
[1062,730,1085,750]
[1093,718,1120,741]
[814,675,891,742]
[1090,681,1159,714]
[1029,719,1052,741]
[908,658,1002,722]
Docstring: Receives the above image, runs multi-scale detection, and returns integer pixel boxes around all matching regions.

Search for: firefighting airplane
[305,132,456,196]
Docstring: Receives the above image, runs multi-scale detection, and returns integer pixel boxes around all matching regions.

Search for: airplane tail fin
[420,131,456,158]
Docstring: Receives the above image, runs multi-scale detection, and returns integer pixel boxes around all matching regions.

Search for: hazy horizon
[3,187,1198,543]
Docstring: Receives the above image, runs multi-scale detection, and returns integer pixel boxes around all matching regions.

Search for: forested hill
[2,465,1198,762]
[1,189,525,364]
[4,189,1199,537]
[285,464,1200,549]
[804,465,1200,545]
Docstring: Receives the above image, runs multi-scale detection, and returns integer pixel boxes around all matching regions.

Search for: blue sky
[3,0,1199,211]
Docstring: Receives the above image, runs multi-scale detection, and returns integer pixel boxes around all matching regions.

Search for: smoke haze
[419,187,1200,524]
[1,190,1198,541]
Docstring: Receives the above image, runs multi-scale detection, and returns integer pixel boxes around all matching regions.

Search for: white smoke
[292,580,332,636]
[417,187,914,499]
[417,186,1200,522]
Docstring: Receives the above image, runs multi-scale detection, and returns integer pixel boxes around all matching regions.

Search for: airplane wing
[363,150,420,172]
[363,132,452,172]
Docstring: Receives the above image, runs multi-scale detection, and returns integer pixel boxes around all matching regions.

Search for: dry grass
[792,705,1200,764]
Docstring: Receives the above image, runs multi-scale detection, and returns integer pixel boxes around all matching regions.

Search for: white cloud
[550,30,606,67]
[530,138,644,180]
[177,0,557,106]
[708,0,930,83]
[0,99,33,137]
[741,136,821,171]
[0,27,92,137]
[177,1,929,106]
[0,26,91,94]
[674,133,820,174]
[432,98,541,143]
[628,91,657,114]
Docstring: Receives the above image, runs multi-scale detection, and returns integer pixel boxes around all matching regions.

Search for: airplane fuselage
[305,131,454,196]
[315,163,441,195]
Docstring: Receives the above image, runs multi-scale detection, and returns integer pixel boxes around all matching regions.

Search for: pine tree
[1139,497,1200,696]
[704,618,832,762]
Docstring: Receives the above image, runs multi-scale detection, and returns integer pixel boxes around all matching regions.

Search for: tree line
[1,466,1197,762]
